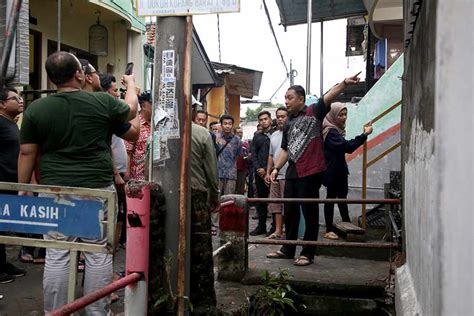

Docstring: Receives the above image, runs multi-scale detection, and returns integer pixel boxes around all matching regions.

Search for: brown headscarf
[322,102,347,141]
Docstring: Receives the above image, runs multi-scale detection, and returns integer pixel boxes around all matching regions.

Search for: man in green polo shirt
[18,51,138,315]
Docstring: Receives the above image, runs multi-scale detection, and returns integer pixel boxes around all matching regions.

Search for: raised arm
[323,72,361,106]
[121,74,138,120]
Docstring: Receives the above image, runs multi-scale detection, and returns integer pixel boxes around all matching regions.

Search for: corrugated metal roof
[276,0,367,28]
[211,62,263,98]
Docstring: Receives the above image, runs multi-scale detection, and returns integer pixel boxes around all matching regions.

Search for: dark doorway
[28,29,42,90]
[46,40,98,90]
[47,40,98,69]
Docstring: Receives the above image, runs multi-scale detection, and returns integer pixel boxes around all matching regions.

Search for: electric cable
[269,76,289,100]
[217,14,222,62]
[262,0,289,75]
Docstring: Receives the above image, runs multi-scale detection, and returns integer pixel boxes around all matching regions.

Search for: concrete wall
[436,1,473,314]
[396,1,473,315]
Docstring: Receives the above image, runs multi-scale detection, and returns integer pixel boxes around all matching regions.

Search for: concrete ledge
[395,264,421,316]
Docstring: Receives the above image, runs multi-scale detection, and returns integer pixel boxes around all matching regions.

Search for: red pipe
[126,184,150,282]
[46,272,142,316]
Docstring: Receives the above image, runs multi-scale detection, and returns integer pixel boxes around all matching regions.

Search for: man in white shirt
[265,107,289,239]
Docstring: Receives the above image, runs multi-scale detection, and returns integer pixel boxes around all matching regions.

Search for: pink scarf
[322,102,347,141]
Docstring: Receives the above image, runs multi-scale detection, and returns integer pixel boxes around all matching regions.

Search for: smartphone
[125,62,134,75]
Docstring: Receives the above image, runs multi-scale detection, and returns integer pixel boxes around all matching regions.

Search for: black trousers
[0,243,5,268]
[324,178,350,232]
[280,173,322,260]
[0,190,14,269]
[116,173,128,244]
[254,173,270,231]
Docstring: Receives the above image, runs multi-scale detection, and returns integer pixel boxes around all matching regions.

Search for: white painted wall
[402,119,438,315]
[436,1,473,315]
[398,1,473,315]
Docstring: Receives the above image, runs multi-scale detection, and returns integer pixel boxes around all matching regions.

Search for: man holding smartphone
[18,51,139,315]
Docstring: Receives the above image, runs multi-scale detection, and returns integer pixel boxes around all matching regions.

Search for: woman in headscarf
[322,103,373,240]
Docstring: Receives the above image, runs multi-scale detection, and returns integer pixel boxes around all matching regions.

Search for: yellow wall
[206,86,225,121]
[29,0,144,90]
[228,94,240,126]
[206,87,241,126]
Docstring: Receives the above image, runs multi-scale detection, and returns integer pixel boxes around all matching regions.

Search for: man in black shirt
[250,111,273,235]
[0,87,27,283]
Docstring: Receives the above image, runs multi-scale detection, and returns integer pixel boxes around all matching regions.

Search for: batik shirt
[281,98,330,179]
[125,114,151,180]
[216,133,242,180]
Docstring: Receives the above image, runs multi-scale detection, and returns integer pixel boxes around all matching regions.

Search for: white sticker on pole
[136,0,240,17]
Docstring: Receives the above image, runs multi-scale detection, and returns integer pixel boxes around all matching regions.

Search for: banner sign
[0,194,103,239]
[136,0,240,17]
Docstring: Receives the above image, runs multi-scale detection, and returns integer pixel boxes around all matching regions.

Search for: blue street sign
[0,194,103,239]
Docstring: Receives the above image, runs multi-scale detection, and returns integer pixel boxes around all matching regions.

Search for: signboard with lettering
[136,0,240,17]
[0,194,103,239]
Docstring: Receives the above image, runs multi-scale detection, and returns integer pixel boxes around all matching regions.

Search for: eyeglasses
[82,65,97,75]
[4,96,23,103]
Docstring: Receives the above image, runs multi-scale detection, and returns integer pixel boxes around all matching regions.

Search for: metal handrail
[46,273,143,316]
[361,100,402,229]
[248,239,399,249]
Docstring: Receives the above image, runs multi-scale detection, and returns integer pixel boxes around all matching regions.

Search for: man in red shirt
[267,73,361,266]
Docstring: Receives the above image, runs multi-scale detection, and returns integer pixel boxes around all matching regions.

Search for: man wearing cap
[126,92,152,180]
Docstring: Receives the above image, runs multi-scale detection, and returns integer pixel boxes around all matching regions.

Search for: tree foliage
[244,102,284,121]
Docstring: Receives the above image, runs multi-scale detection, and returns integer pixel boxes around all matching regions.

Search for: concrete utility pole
[152,16,193,315]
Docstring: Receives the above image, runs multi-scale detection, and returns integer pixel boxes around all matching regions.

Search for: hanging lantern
[89,11,108,56]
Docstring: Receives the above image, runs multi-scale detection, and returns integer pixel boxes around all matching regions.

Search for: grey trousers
[42,185,115,315]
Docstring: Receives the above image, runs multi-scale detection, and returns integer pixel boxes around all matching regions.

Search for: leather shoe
[249,227,267,236]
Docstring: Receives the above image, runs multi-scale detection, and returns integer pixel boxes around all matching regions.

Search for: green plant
[249,269,305,316]
[152,252,193,313]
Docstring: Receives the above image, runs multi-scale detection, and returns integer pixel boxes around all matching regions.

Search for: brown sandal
[294,255,313,266]
[324,232,339,240]
[266,233,283,240]
[266,250,293,259]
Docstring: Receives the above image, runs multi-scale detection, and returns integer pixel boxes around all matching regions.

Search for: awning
[211,62,263,99]
[276,0,367,28]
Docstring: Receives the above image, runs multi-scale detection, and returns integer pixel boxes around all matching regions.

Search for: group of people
[192,73,373,268]
[262,74,372,266]
[0,48,373,314]
[0,51,152,314]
